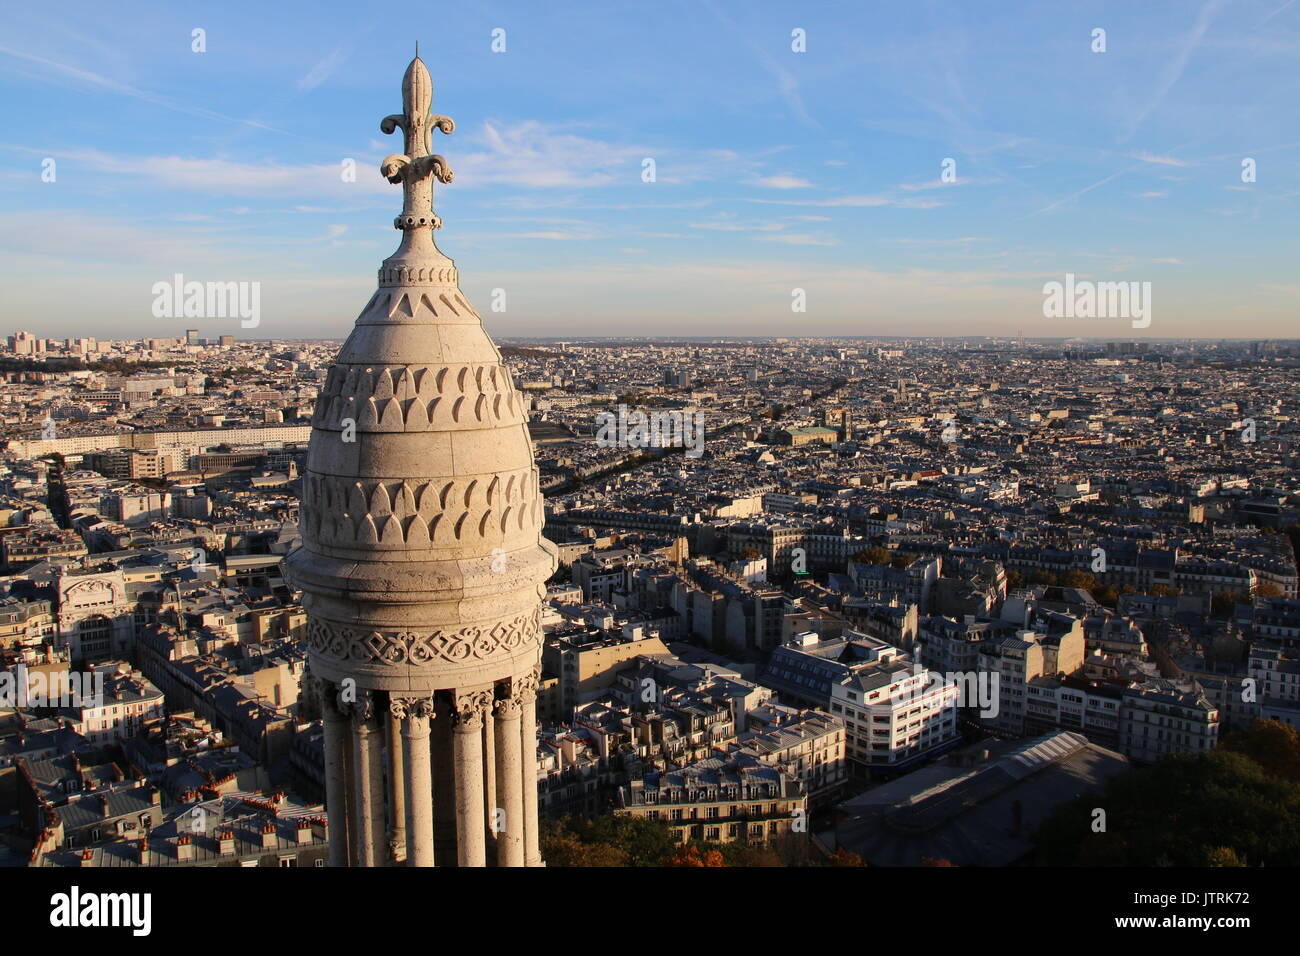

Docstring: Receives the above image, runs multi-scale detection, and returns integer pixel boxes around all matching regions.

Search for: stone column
[352,693,387,867]
[321,682,352,868]
[392,696,435,867]
[493,682,526,867]
[432,694,457,862]
[518,667,543,867]
[452,689,491,867]
[342,698,360,864]
[482,706,496,852]
[386,700,406,864]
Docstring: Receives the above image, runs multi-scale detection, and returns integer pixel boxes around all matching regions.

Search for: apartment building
[1119,680,1219,762]
[737,706,847,807]
[616,761,806,846]
[1025,675,1125,749]
[63,664,165,745]
[1247,643,1300,729]
[572,548,635,602]
[542,627,671,719]
[763,631,958,778]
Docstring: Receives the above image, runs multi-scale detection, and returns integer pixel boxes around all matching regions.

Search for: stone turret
[283,50,556,868]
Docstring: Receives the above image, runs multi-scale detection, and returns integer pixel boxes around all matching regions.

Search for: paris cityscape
[3,330,1297,875]
[2,0,1296,934]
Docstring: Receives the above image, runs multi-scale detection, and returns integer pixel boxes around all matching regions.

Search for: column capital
[350,689,378,726]
[390,695,435,720]
[321,680,350,718]
[327,687,356,721]
[515,665,542,704]
[452,688,493,730]
[493,692,524,720]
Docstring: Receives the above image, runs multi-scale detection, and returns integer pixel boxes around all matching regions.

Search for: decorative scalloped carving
[301,467,541,548]
[312,362,523,431]
[376,265,462,288]
[306,610,541,668]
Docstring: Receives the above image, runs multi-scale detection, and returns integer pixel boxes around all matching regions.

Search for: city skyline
[2,0,1298,340]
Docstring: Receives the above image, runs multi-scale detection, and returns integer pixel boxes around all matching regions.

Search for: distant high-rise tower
[284,52,557,868]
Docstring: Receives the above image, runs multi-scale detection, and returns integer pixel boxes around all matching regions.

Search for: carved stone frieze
[306,609,541,668]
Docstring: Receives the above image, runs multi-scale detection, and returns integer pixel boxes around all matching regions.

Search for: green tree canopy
[541,813,677,867]
[1220,719,1300,783]
[1034,750,1300,866]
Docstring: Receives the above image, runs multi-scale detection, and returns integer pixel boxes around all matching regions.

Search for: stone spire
[284,52,557,868]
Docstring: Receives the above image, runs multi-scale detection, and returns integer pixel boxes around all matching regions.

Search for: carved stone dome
[283,55,557,695]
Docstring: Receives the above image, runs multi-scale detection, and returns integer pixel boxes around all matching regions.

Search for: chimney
[217,829,235,855]
[137,838,148,862]
[79,847,95,868]
[149,786,160,806]
[176,834,194,862]
[311,817,328,842]
[296,819,312,845]
[98,794,111,818]
[260,823,277,850]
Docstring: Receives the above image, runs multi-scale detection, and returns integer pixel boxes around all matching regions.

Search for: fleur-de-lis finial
[380,51,455,231]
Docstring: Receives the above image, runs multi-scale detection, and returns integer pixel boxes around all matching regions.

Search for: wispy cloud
[755,233,838,246]
[700,0,818,128]
[0,43,281,133]
[299,47,349,92]
[456,121,645,188]
[1261,0,1296,24]
[1030,168,1132,217]
[751,175,813,189]
[1121,0,1226,141]
[689,218,783,233]
[24,146,391,196]
[1132,151,1189,167]
[886,237,990,245]
[745,194,944,209]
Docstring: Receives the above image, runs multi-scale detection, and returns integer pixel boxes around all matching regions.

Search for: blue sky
[1,0,1297,340]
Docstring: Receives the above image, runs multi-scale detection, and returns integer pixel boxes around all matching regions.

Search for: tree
[544,833,629,866]
[540,819,627,866]
[1220,719,1300,783]
[823,848,866,867]
[1061,570,1096,591]
[1204,846,1246,866]
[1033,750,1300,866]
[1257,581,1284,598]
[666,844,726,867]
[1093,585,1119,608]
[851,546,891,566]
[720,842,786,866]
[1211,590,1244,618]
[576,813,677,866]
